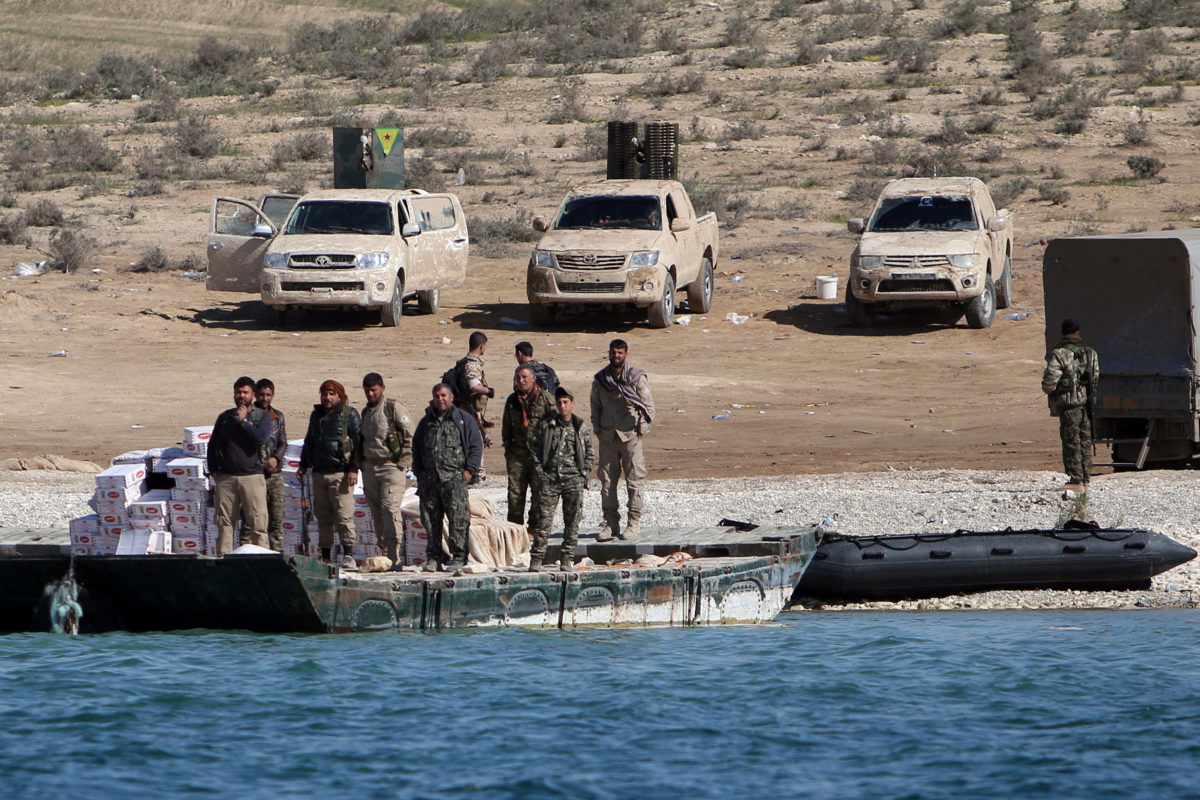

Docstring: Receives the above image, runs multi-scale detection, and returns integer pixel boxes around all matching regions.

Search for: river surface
[1,609,1197,799]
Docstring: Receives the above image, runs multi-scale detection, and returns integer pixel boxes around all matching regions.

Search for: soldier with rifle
[1042,318,1100,492]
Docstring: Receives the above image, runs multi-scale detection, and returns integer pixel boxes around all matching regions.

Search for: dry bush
[886,38,937,76]
[134,90,180,123]
[924,117,972,146]
[407,126,472,149]
[0,211,29,245]
[722,10,761,47]
[464,40,515,84]
[132,147,170,180]
[469,212,541,258]
[637,70,706,97]
[935,0,993,38]
[1111,28,1172,76]
[845,178,885,205]
[722,120,766,141]
[548,79,588,124]
[1007,0,1059,98]
[170,36,262,96]
[1127,154,1164,178]
[1122,115,1152,145]
[724,48,766,69]
[25,198,64,227]
[905,147,966,178]
[1037,182,1070,205]
[793,34,828,65]
[1124,0,1198,28]
[683,178,748,228]
[770,0,823,19]
[174,117,224,159]
[47,228,97,272]
[965,113,1001,134]
[1059,7,1107,56]
[5,131,49,171]
[405,157,445,192]
[990,177,1032,208]
[279,170,308,195]
[51,130,120,173]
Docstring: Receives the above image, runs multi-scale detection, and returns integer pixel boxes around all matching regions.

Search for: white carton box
[171,489,208,504]
[165,458,206,478]
[69,515,100,535]
[96,463,148,489]
[95,482,146,502]
[116,529,171,555]
[285,439,304,458]
[127,489,172,519]
[93,534,120,554]
[98,511,124,526]
[183,441,208,456]
[172,476,209,492]
[171,513,204,528]
[169,499,205,515]
[183,425,214,444]
[151,447,187,472]
[172,535,203,554]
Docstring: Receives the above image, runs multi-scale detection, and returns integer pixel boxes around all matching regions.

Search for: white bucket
[815,274,838,300]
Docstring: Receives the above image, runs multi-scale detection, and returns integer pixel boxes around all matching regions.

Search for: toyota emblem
[582,253,597,265]
[316,255,331,266]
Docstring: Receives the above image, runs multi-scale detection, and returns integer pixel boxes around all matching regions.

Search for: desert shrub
[1055,118,1087,135]
[0,211,29,245]
[403,10,466,44]
[1127,154,1165,178]
[683,179,748,228]
[1007,0,1060,97]
[134,90,180,123]
[723,120,766,141]
[464,40,515,84]
[637,70,706,97]
[924,117,972,146]
[793,34,828,65]
[770,0,823,18]
[47,227,97,272]
[1037,181,1070,204]
[845,178,885,205]
[406,126,472,149]
[1111,28,1171,76]
[25,198,64,227]
[0,192,16,208]
[1124,0,1198,28]
[272,132,327,168]
[404,156,444,192]
[91,54,157,99]
[905,146,965,178]
[866,139,904,166]
[1032,85,1106,122]
[132,180,165,197]
[722,10,760,47]
[869,116,911,138]
[133,246,171,272]
[547,79,588,124]
[132,147,171,180]
[965,113,1000,134]
[51,130,120,173]
[724,48,765,69]
[173,117,224,159]
[1123,116,1151,145]
[279,169,307,195]
[532,0,645,66]
[1059,7,1106,56]
[990,177,1033,208]
[170,36,262,96]
[935,0,992,37]
[886,37,936,75]
[5,131,49,171]
[469,212,541,257]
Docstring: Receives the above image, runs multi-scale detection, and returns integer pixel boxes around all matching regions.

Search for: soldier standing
[514,341,560,394]
[590,338,655,541]
[298,379,362,570]
[208,376,273,556]
[450,331,495,445]
[1042,318,1100,491]
[413,383,484,572]
[242,378,286,551]
[530,386,595,571]
[501,365,556,527]
[359,372,414,569]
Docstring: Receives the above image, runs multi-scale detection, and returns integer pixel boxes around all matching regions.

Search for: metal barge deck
[0,526,820,634]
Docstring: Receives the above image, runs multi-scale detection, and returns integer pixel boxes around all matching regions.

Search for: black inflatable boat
[794,525,1196,603]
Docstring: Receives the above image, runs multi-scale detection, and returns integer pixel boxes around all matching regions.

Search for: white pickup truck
[527,179,719,328]
[207,188,469,326]
[846,177,1014,329]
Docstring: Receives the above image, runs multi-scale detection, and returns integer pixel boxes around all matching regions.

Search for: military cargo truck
[1043,230,1200,467]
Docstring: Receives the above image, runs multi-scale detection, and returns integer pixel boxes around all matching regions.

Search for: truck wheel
[417,288,440,315]
[381,278,404,327]
[965,275,996,329]
[686,257,714,313]
[845,281,872,327]
[529,303,554,326]
[648,274,676,328]
[263,305,286,328]
[996,255,1013,309]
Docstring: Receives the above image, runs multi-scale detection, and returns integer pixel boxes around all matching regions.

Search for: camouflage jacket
[501,386,556,457]
[1042,334,1100,416]
[413,404,483,484]
[532,414,595,482]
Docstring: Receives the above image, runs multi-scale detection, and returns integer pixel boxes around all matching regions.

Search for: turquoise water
[1,610,1198,799]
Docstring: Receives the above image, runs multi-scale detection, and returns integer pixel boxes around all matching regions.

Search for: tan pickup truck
[207,189,468,326]
[527,179,719,327]
[846,177,1014,329]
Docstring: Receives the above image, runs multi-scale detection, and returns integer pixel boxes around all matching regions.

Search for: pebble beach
[3,467,1197,610]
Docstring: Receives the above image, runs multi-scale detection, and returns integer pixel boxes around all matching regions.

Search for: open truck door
[257,193,300,228]
[206,197,281,293]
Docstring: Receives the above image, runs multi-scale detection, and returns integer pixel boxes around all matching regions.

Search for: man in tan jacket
[590,339,655,541]
[360,372,414,568]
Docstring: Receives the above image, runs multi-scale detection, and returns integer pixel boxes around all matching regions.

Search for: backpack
[382,398,407,463]
[530,361,559,395]
[440,357,470,406]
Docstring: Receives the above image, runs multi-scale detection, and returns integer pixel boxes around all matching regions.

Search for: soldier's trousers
[1059,407,1093,483]
[362,459,407,564]
[531,476,586,562]
[312,471,356,551]
[505,451,537,526]
[418,476,470,564]
[214,473,267,556]
[597,433,646,524]
[242,472,285,550]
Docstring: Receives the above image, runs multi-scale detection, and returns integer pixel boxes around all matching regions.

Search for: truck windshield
[285,201,394,236]
[868,196,978,232]
[555,196,662,231]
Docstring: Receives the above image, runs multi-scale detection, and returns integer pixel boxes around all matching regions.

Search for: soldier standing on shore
[208,376,273,556]
[530,386,595,571]
[449,331,495,446]
[1042,318,1100,492]
[413,383,484,572]
[298,379,362,570]
[502,364,556,527]
[590,338,655,541]
[359,373,414,570]
[252,378,287,551]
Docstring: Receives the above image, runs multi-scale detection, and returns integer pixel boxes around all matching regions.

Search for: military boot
[421,559,441,572]
[597,519,619,542]
[340,554,358,571]
[619,518,640,540]
[559,556,574,571]
[444,558,467,573]
[528,555,543,572]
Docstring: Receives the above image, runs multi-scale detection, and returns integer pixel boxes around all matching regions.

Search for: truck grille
[882,255,952,269]
[878,278,956,293]
[557,282,626,294]
[555,253,627,270]
[281,281,365,292]
[288,254,357,269]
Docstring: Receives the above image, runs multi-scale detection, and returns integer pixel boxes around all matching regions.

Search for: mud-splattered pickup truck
[846,177,1014,329]
[206,189,468,326]
[527,179,719,327]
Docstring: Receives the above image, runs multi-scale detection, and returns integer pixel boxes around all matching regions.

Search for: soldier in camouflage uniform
[530,386,595,571]
[1042,318,1100,491]
[501,365,556,527]
[455,331,495,446]
[413,382,484,571]
[252,378,287,551]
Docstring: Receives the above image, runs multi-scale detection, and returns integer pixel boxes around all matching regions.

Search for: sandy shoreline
[1,467,1196,610]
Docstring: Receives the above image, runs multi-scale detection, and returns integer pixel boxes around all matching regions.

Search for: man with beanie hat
[1042,318,1100,491]
[299,379,362,570]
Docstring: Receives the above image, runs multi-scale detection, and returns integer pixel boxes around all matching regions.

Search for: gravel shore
[3,468,1196,611]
